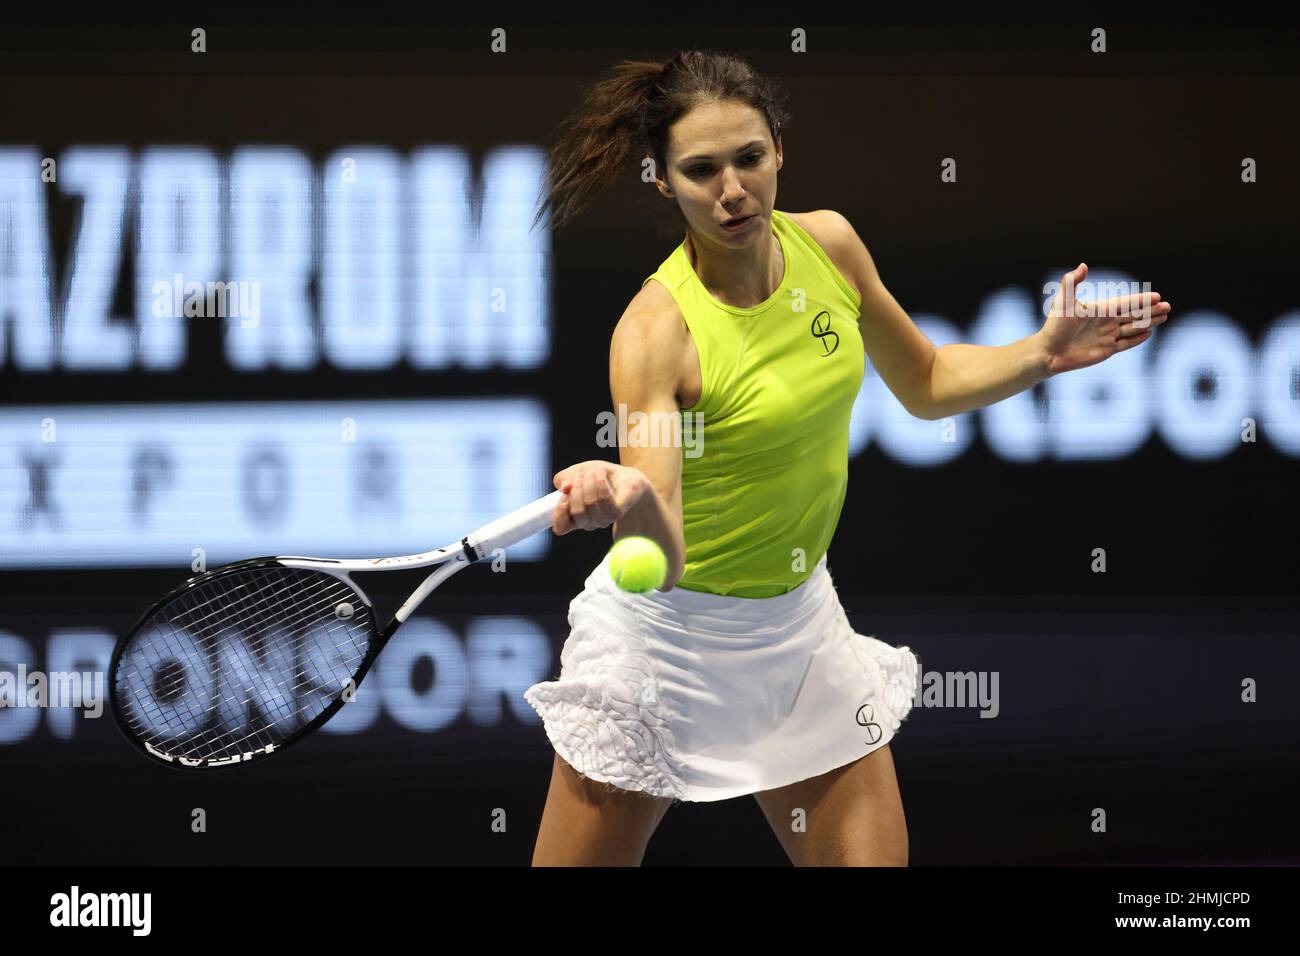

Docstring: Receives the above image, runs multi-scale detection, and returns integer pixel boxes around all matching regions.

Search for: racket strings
[121,573,352,710]
[118,573,360,759]
[113,566,374,763]
[124,569,366,739]
[119,571,367,760]
[126,581,364,759]
[130,573,360,705]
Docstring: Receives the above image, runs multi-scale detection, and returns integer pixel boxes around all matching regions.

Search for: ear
[649,155,674,197]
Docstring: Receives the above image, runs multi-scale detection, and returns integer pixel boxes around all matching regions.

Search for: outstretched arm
[918,262,1172,418]
[821,210,1172,420]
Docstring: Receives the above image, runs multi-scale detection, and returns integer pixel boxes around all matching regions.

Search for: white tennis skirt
[524,551,919,803]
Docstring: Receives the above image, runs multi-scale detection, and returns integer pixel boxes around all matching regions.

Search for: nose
[720,166,746,204]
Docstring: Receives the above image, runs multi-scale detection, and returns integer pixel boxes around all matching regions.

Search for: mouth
[722,214,756,230]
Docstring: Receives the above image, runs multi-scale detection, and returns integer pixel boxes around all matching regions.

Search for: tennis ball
[608,536,668,593]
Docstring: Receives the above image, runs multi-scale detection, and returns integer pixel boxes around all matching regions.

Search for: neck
[684,217,784,309]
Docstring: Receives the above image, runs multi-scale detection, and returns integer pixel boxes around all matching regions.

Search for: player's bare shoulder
[785,208,848,245]
[785,209,863,301]
[611,279,699,410]
[626,276,688,334]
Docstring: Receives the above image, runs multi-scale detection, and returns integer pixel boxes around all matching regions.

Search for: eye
[687,154,763,177]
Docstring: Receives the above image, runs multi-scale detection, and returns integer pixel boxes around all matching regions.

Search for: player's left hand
[1038,263,1172,375]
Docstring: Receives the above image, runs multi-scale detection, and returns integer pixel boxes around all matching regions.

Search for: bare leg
[532,753,675,866]
[753,743,908,866]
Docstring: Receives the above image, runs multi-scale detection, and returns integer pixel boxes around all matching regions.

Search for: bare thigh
[752,743,908,866]
[532,753,675,866]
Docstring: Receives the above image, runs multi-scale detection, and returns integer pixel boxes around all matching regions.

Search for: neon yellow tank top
[640,209,865,597]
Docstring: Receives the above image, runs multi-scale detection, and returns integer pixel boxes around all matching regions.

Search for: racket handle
[467,489,563,557]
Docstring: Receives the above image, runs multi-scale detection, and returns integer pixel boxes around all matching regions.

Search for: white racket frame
[276,489,564,623]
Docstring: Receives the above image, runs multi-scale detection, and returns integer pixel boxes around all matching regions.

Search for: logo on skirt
[855,703,883,744]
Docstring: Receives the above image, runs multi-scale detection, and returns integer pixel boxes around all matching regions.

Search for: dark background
[1,16,1297,865]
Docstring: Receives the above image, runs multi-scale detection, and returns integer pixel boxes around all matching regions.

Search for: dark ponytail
[532,49,791,233]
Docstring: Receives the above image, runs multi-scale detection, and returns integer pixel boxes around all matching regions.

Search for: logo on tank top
[811,311,839,356]
[855,703,883,744]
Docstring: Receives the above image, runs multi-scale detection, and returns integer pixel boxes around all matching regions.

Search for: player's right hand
[551,461,649,535]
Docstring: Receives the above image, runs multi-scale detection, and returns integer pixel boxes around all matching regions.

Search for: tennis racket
[109,489,564,770]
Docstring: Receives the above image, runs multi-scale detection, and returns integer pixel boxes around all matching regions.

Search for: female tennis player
[524,49,1170,866]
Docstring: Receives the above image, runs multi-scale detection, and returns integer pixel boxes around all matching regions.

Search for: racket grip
[467,489,564,557]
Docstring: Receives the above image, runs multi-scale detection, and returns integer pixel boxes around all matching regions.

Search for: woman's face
[655,99,783,246]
